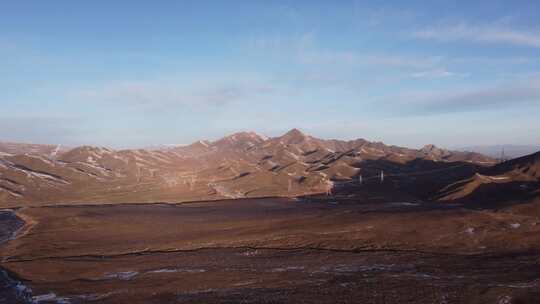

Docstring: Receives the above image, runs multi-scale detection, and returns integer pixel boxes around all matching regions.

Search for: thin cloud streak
[74,80,276,109]
[380,77,540,114]
[413,22,540,47]
[410,68,467,79]
[298,50,442,70]
[247,32,444,70]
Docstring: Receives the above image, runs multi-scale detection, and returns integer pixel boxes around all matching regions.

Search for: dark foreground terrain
[1,198,540,303]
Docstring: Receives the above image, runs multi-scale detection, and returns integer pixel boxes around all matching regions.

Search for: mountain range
[458,145,540,159]
[1,129,538,208]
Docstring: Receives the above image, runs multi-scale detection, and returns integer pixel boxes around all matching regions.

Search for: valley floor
[1,197,540,303]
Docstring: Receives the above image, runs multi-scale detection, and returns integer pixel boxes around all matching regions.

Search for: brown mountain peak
[280,128,310,144]
[284,128,305,136]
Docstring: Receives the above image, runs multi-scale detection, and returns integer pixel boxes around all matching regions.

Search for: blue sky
[1,1,540,148]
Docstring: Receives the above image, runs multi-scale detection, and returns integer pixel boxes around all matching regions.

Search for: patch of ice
[76,292,115,301]
[198,140,210,147]
[285,150,300,160]
[209,183,244,199]
[270,266,305,272]
[50,145,61,158]
[493,280,540,288]
[77,162,112,176]
[258,133,269,141]
[15,282,30,294]
[240,250,261,256]
[498,295,512,304]
[3,161,69,185]
[510,223,521,229]
[388,202,420,206]
[29,171,70,184]
[1,270,33,302]
[104,271,138,280]
[233,280,257,286]
[147,268,206,274]
[32,293,58,303]
[112,154,129,163]
[317,264,397,274]
[26,155,56,166]
[146,151,172,164]
[361,147,385,155]
[183,288,219,295]
[0,187,23,198]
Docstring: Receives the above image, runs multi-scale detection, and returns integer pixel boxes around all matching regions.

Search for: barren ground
[1,198,540,303]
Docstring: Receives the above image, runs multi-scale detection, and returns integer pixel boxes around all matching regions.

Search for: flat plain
[2,196,540,303]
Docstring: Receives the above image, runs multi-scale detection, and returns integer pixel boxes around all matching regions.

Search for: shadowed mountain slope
[437,151,540,205]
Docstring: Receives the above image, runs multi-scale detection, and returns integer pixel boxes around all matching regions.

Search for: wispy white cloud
[385,76,540,114]
[247,32,444,70]
[358,7,419,28]
[246,32,315,53]
[450,56,538,65]
[410,68,467,79]
[298,50,442,70]
[74,78,275,109]
[413,22,540,47]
